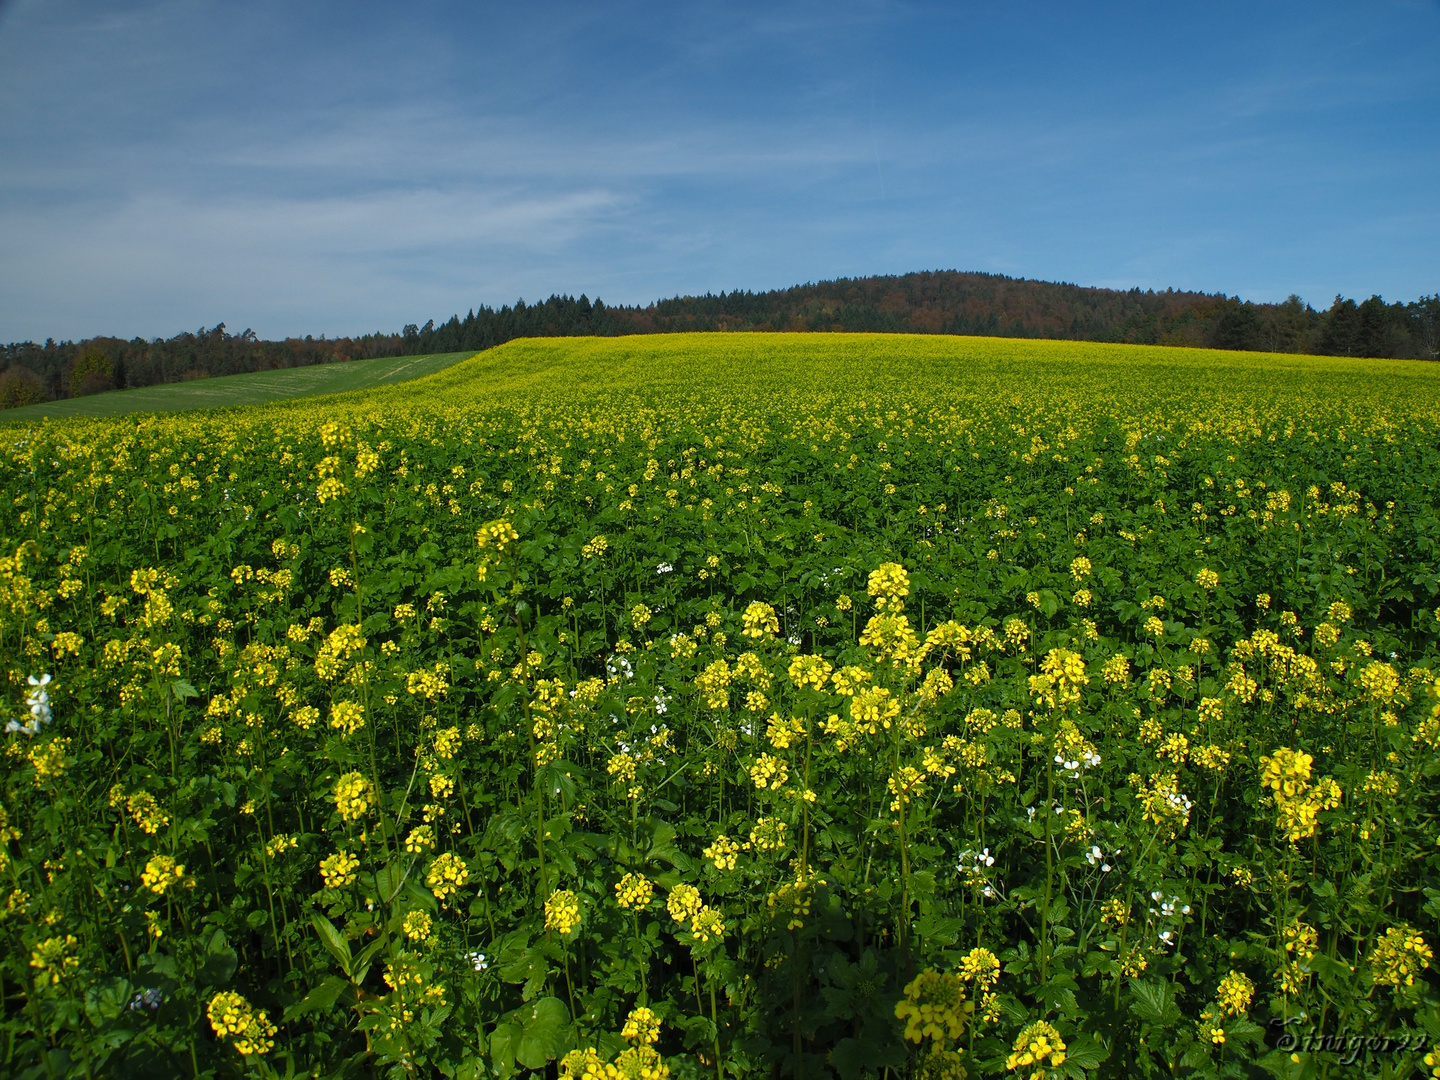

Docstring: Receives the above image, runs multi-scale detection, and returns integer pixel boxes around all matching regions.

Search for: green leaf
[914,912,962,946]
[1128,979,1180,1025]
[312,913,352,973]
[283,975,350,1023]
[198,929,238,986]
[350,937,385,987]
[490,1021,521,1080]
[170,678,199,700]
[1179,1042,1212,1069]
[83,977,134,1024]
[1224,1017,1267,1046]
[374,859,412,904]
[515,996,572,1070]
[498,933,550,1000]
[1061,1033,1108,1070]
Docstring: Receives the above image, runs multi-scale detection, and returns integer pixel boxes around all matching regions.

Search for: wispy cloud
[0,0,1436,340]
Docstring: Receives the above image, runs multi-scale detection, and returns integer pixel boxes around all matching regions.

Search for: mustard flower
[426,852,469,901]
[545,889,582,935]
[615,873,654,910]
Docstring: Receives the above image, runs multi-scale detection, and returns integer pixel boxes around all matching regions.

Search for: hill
[3,270,1436,410]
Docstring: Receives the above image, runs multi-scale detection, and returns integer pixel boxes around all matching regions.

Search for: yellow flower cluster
[959,947,1001,991]
[1215,970,1254,1016]
[702,835,740,871]
[748,817,787,852]
[741,601,779,639]
[788,654,833,690]
[426,852,469,902]
[1100,654,1129,685]
[868,561,910,611]
[621,1006,661,1045]
[1138,772,1193,836]
[319,849,359,888]
[1006,1021,1067,1079]
[615,872,654,910]
[690,905,726,943]
[1028,648,1088,710]
[406,664,450,700]
[329,700,364,736]
[849,684,900,733]
[475,518,519,550]
[750,753,788,791]
[1359,660,1401,702]
[332,771,373,822]
[695,659,731,710]
[314,624,365,680]
[888,765,925,812]
[113,787,170,834]
[545,889,582,935]
[27,738,69,783]
[767,870,824,930]
[29,934,79,986]
[1259,747,1312,798]
[141,854,190,895]
[895,968,969,1045]
[562,1045,670,1080]
[402,910,433,941]
[765,713,806,750]
[1259,746,1342,842]
[433,726,462,758]
[207,990,278,1057]
[1371,925,1432,988]
[666,883,703,925]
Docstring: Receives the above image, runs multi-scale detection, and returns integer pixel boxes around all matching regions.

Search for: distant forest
[3,270,1437,408]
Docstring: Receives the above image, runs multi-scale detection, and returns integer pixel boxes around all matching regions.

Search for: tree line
[3,271,1436,408]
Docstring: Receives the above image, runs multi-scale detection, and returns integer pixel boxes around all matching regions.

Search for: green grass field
[0,350,476,420]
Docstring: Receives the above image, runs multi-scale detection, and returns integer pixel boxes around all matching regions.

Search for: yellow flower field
[3,332,1440,1078]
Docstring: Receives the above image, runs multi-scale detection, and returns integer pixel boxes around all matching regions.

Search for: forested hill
[411,272,1436,360]
[4,270,1437,407]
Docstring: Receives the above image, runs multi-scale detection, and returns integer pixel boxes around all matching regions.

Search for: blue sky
[0,0,1436,341]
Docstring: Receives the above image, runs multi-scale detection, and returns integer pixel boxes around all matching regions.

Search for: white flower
[1082,749,1102,768]
[1085,845,1103,866]
[653,693,668,715]
[129,987,164,1012]
[958,847,995,874]
[788,634,802,646]
[1158,930,1174,945]
[467,950,488,971]
[9,674,53,736]
[656,563,674,574]
[26,673,52,721]
[606,656,635,681]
